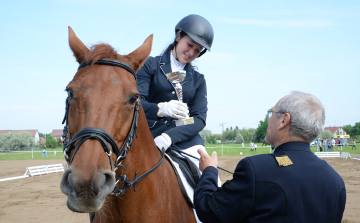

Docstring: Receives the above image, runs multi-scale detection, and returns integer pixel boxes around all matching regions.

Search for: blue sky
[1,0,359,135]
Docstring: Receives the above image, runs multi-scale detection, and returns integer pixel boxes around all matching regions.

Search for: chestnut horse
[60,27,196,223]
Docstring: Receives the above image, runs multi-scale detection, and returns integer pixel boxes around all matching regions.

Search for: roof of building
[40,137,46,143]
[52,129,63,136]
[324,127,341,134]
[0,130,38,137]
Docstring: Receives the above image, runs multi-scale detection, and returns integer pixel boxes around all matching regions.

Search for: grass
[204,143,360,157]
[0,144,359,161]
[0,147,63,161]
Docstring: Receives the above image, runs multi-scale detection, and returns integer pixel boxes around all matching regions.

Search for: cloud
[218,17,333,28]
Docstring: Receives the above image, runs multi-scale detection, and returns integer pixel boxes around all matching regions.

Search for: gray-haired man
[195,91,346,223]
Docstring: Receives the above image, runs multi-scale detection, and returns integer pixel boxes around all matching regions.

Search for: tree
[225,129,234,141]
[207,135,216,144]
[199,129,212,143]
[235,133,244,144]
[318,130,333,139]
[342,125,353,136]
[46,135,57,148]
[0,132,35,150]
[254,116,268,143]
[239,128,255,142]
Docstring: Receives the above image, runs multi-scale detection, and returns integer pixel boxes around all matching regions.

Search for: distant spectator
[331,137,336,151]
[250,141,254,151]
[53,150,57,156]
[319,139,323,152]
[254,143,257,151]
[327,139,332,152]
[352,140,357,150]
[42,145,48,157]
[339,138,343,151]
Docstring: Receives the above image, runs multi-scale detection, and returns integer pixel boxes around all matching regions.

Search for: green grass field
[0,147,64,161]
[0,144,359,161]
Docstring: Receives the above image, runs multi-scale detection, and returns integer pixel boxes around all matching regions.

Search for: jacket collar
[274,141,311,153]
[159,51,193,83]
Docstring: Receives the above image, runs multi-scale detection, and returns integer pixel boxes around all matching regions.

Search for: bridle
[62,58,165,196]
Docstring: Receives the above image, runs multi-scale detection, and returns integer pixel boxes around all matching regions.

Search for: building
[52,129,63,142]
[324,126,347,136]
[0,130,40,144]
[40,137,46,144]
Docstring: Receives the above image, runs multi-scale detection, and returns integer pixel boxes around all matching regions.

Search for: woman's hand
[154,133,172,151]
[157,100,189,119]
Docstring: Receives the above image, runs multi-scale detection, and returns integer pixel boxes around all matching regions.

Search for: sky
[0,0,359,135]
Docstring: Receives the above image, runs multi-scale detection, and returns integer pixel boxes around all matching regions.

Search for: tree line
[200,118,360,144]
[0,132,60,150]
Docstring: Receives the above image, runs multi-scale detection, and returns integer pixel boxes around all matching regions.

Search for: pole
[32,147,33,159]
[220,123,225,143]
[222,144,223,156]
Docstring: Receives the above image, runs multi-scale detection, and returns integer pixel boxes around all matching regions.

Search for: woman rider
[136,14,213,171]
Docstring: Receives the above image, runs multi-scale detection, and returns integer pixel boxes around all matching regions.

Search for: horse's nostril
[104,171,116,186]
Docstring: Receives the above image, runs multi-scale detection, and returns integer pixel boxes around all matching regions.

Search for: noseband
[62,58,165,196]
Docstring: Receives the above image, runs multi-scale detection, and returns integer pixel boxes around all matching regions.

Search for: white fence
[0,164,64,182]
[314,152,340,158]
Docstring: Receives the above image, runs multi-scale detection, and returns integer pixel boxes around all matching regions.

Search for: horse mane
[85,43,123,64]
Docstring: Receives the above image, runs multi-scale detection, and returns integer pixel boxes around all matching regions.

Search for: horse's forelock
[85,43,121,64]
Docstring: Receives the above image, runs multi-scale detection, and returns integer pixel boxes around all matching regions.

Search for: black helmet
[175,14,214,56]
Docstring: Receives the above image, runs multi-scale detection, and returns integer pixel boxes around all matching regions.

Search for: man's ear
[278,113,291,130]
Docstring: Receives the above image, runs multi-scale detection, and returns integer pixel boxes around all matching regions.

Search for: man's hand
[198,149,218,172]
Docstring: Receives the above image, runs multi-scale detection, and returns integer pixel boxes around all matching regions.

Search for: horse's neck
[109,107,195,223]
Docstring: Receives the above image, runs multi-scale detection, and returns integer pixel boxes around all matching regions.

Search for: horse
[60,27,196,223]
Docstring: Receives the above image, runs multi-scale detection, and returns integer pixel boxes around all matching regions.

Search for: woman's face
[173,35,204,64]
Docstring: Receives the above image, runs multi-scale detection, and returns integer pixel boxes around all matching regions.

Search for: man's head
[265,91,325,148]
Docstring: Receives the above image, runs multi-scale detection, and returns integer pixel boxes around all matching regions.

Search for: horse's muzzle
[60,167,115,212]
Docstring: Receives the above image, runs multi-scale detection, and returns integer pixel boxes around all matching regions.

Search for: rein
[170,147,234,175]
[62,58,165,196]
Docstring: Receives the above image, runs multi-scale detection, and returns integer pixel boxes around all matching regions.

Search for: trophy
[165,70,194,126]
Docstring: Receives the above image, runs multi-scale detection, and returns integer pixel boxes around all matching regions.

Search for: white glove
[154,133,172,151]
[157,100,189,120]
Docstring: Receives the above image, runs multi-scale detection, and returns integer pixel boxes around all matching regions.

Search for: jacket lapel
[159,51,172,76]
[160,51,193,86]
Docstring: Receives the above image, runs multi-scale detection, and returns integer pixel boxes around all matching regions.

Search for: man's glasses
[267,109,286,118]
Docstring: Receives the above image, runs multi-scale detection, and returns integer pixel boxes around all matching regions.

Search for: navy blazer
[136,51,207,148]
[194,142,346,223]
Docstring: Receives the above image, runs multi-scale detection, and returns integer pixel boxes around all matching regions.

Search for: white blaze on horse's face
[60,26,153,213]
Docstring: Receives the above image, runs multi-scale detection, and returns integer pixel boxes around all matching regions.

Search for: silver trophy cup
[165,70,194,126]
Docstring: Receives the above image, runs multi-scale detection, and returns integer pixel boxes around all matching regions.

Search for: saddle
[165,146,201,208]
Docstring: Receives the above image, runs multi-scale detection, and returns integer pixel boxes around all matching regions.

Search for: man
[194,91,346,223]
[352,139,357,150]
[339,138,344,151]
[331,137,336,151]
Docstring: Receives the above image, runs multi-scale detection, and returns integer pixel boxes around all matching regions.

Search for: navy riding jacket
[194,141,346,223]
[136,51,207,148]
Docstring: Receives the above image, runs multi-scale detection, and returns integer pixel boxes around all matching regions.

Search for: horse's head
[60,26,153,213]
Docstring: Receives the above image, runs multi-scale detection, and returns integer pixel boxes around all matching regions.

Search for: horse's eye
[128,96,138,105]
[67,91,74,99]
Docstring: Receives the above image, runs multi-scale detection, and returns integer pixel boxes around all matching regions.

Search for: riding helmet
[175,14,214,56]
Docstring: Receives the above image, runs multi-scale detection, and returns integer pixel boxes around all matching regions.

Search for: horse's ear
[68,26,90,64]
[126,34,153,72]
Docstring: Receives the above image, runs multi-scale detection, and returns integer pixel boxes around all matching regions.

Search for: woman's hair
[162,32,197,69]
[276,91,325,142]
